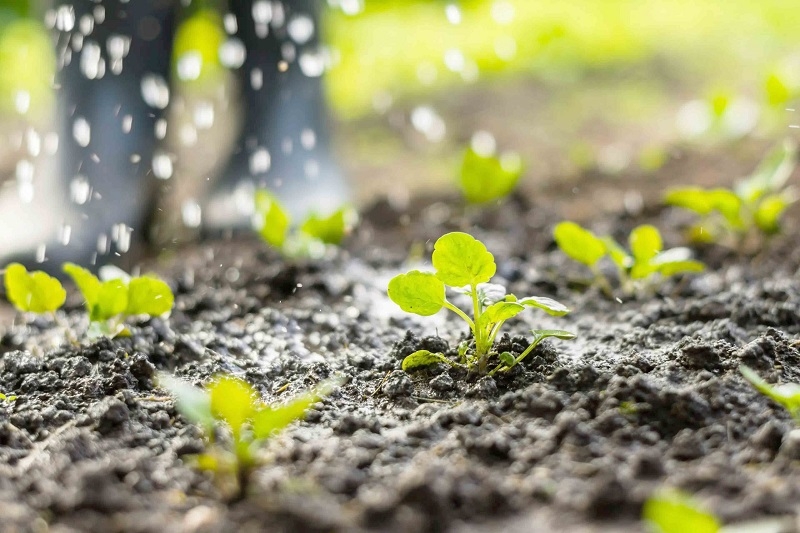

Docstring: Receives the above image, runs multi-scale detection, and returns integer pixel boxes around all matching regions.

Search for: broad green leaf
[643,490,720,533]
[518,296,570,317]
[432,232,496,287]
[630,262,657,280]
[387,270,445,316]
[532,329,577,342]
[158,373,215,432]
[477,301,525,332]
[251,379,339,439]
[475,283,507,308]
[255,190,291,248]
[498,352,515,366]
[4,263,66,313]
[300,207,354,245]
[740,365,800,418]
[765,72,792,107]
[208,376,257,436]
[91,279,128,322]
[553,222,606,267]
[736,140,797,203]
[664,188,714,215]
[707,189,744,228]
[126,276,174,317]
[655,260,705,277]
[601,236,633,271]
[63,262,102,309]
[458,147,523,204]
[753,193,791,234]
[629,225,663,264]
[401,350,453,371]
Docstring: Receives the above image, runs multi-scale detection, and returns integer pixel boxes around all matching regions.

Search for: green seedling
[159,373,337,498]
[255,190,357,259]
[458,147,523,204]
[740,365,800,422]
[388,232,574,376]
[3,263,66,314]
[553,222,704,297]
[665,141,797,245]
[0,393,18,402]
[643,490,720,533]
[63,263,174,338]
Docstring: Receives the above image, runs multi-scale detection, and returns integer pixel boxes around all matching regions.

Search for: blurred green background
[1,0,799,206]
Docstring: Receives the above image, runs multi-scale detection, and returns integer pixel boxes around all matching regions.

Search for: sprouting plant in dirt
[3,263,66,315]
[740,365,800,422]
[159,373,337,499]
[254,190,357,259]
[63,263,174,338]
[553,222,704,297]
[387,231,574,376]
[0,392,18,402]
[643,490,720,533]
[458,146,523,204]
[664,140,797,246]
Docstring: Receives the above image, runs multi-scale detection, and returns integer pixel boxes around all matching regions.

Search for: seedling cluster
[553,222,704,297]
[665,141,797,245]
[254,189,357,259]
[388,232,574,376]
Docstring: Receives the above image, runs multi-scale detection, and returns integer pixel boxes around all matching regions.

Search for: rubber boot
[203,0,349,230]
[0,0,175,273]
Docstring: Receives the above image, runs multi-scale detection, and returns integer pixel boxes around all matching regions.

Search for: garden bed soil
[2,151,800,532]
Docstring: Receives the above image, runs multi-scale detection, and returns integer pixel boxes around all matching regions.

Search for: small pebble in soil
[383,370,414,398]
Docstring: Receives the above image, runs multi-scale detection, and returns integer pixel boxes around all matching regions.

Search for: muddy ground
[2,144,800,533]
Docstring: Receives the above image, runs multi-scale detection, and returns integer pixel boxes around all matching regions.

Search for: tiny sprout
[254,189,357,259]
[458,147,523,204]
[643,490,720,533]
[553,222,704,297]
[665,140,797,245]
[388,232,574,376]
[63,263,174,338]
[159,373,338,498]
[740,365,800,422]
[3,263,66,314]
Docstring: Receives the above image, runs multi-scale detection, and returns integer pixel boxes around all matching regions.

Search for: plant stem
[488,333,545,376]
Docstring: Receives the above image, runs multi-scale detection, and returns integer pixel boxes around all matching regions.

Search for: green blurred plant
[387,232,573,376]
[643,490,720,533]
[458,147,523,204]
[740,365,800,422]
[159,373,338,499]
[553,222,704,297]
[3,263,66,314]
[254,190,357,259]
[665,141,797,246]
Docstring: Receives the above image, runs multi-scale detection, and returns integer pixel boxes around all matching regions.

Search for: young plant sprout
[254,190,357,259]
[387,232,574,376]
[643,490,720,533]
[553,222,704,297]
[63,263,174,338]
[3,263,66,314]
[665,141,797,244]
[458,146,523,204]
[159,373,337,498]
[740,365,800,422]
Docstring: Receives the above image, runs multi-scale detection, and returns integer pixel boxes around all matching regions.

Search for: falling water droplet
[181,199,203,228]
[73,117,91,147]
[252,1,272,38]
[300,129,316,150]
[154,118,167,140]
[13,91,30,114]
[251,68,263,90]
[411,106,446,142]
[249,148,271,174]
[444,48,465,72]
[141,75,170,109]
[287,15,315,45]
[152,152,174,179]
[177,52,203,81]
[70,175,91,204]
[80,40,105,80]
[219,39,246,69]
[193,102,215,130]
[59,224,72,245]
[223,13,238,35]
[471,130,497,156]
[122,115,133,133]
[56,5,76,31]
[445,4,462,24]
[298,49,326,77]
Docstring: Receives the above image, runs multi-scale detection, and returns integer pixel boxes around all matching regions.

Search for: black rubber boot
[0,0,175,273]
[203,0,349,229]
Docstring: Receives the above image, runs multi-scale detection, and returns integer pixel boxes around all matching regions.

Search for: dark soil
[3,152,800,532]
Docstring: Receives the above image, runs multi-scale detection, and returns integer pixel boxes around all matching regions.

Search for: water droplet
[411,106,446,142]
[177,52,203,81]
[154,118,167,140]
[288,15,315,45]
[93,5,105,24]
[73,117,91,147]
[122,114,133,133]
[444,48,465,72]
[180,124,198,147]
[36,244,47,263]
[25,129,41,157]
[79,14,94,35]
[219,39,246,69]
[56,5,75,31]
[80,40,105,80]
[340,0,364,16]
[491,1,515,25]
[13,91,30,114]
[471,130,496,156]
[112,224,132,253]
[97,233,109,255]
[16,160,34,183]
[223,13,238,35]
[249,148,271,175]
[251,68,263,90]
[141,75,170,109]
[70,175,91,204]
[445,4,462,24]
[298,49,326,77]
[193,102,215,129]
[59,224,72,245]
[252,0,272,38]
[152,152,174,179]
[300,129,316,150]
[181,199,202,228]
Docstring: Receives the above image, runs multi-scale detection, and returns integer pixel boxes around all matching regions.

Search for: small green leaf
[158,373,215,432]
[518,296,570,316]
[300,207,355,245]
[655,260,706,277]
[401,350,452,371]
[251,379,339,439]
[553,222,606,267]
[4,263,66,313]
[765,72,792,107]
[208,376,257,436]
[629,225,663,264]
[255,190,291,248]
[532,329,577,342]
[498,352,515,366]
[481,301,525,324]
[91,279,128,322]
[753,193,792,234]
[432,232,496,287]
[387,270,446,316]
[458,147,523,204]
[63,262,102,309]
[125,276,174,317]
[664,188,714,215]
[740,365,800,418]
[737,140,797,203]
[707,189,744,228]
[601,236,633,271]
[643,490,720,533]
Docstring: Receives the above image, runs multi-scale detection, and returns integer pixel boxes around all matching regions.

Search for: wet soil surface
[2,163,800,532]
